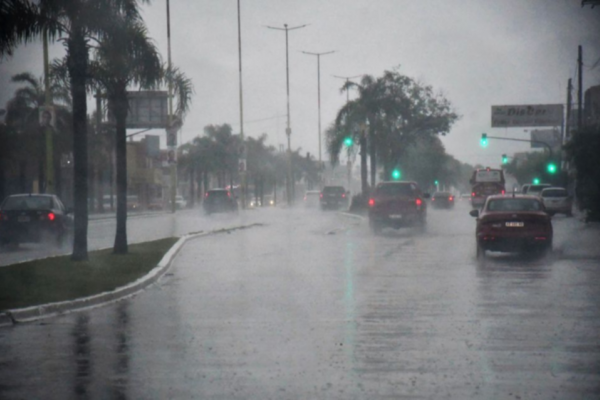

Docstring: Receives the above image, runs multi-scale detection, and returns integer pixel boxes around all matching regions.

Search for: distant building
[584,85,600,128]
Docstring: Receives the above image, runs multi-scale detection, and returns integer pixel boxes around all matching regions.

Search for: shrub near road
[0,237,178,311]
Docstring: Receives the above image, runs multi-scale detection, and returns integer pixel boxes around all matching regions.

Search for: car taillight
[342,193,346,198]
[205,192,209,197]
[449,196,453,201]
[227,192,231,197]
[320,193,323,198]
[472,192,476,197]
[415,198,422,206]
[501,190,505,195]
[368,199,375,207]
[48,212,56,221]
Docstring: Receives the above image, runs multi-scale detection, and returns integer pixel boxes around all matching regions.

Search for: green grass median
[0,237,179,311]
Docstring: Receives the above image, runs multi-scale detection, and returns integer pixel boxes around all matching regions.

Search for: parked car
[203,189,237,215]
[469,194,552,256]
[431,192,455,209]
[526,184,552,197]
[521,184,531,194]
[303,190,320,208]
[368,181,429,233]
[320,186,348,210]
[540,187,573,216]
[0,193,73,247]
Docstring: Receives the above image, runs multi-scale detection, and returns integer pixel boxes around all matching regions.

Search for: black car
[203,189,238,214]
[320,186,348,210]
[368,181,429,233]
[431,192,455,209]
[0,194,73,247]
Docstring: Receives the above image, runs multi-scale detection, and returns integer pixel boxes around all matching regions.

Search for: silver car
[541,187,573,216]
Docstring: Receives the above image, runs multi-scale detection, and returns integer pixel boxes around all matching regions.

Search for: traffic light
[502,154,508,164]
[547,162,557,174]
[480,133,488,148]
[434,180,439,186]
[392,169,401,180]
[344,137,353,147]
[533,178,540,185]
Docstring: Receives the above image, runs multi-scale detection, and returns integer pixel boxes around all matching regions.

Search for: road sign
[530,129,561,149]
[238,159,247,172]
[491,104,563,127]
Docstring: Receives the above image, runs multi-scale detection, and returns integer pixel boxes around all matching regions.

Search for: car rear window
[434,192,451,197]
[207,191,229,198]
[322,187,345,194]
[376,183,417,196]
[542,189,568,198]
[2,196,54,211]
[487,198,542,212]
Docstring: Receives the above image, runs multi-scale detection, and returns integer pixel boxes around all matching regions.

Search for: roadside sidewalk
[557,211,600,259]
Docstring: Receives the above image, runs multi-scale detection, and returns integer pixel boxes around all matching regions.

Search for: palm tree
[1,0,151,261]
[4,72,72,197]
[89,17,162,254]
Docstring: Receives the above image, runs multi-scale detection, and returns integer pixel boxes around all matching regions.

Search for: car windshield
[542,189,568,198]
[1,196,53,211]
[322,187,345,194]
[487,198,542,212]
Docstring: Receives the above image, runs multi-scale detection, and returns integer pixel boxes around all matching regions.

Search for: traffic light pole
[484,135,553,160]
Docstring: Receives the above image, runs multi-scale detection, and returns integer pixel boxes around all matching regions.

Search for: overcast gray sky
[1,0,599,168]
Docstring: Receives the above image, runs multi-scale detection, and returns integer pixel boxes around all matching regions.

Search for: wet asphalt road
[1,203,599,399]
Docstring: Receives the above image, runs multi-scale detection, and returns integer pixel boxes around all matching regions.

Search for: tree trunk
[188,166,195,207]
[68,28,89,261]
[369,133,376,187]
[360,134,368,194]
[112,83,129,254]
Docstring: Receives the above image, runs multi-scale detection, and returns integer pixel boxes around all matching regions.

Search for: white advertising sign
[491,104,563,127]
[530,129,561,149]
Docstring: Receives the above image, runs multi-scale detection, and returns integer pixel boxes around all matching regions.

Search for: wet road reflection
[0,206,599,399]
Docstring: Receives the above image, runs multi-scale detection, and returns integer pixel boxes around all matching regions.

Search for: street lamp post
[333,74,362,105]
[237,0,246,209]
[301,50,334,165]
[166,0,177,213]
[267,23,307,206]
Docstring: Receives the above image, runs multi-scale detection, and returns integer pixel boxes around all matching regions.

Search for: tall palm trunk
[360,134,368,194]
[69,28,89,261]
[112,83,128,254]
[369,132,376,187]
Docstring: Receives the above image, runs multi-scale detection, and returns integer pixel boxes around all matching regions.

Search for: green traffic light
[547,163,557,174]
[344,137,353,147]
[480,133,488,148]
[502,154,508,164]
[392,169,401,180]
[434,180,439,185]
[533,178,540,185]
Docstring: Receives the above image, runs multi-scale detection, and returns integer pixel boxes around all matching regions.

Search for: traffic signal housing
[480,133,488,148]
[391,169,401,180]
[502,154,508,164]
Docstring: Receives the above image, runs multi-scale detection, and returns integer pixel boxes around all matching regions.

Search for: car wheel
[476,243,485,258]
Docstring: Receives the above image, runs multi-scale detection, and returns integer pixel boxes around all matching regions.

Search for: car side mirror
[423,193,430,199]
[469,209,479,218]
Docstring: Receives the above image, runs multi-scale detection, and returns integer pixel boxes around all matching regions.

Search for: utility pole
[566,78,573,139]
[267,23,307,206]
[578,45,583,130]
[167,0,177,213]
[301,50,334,165]
[43,30,54,194]
[237,0,246,209]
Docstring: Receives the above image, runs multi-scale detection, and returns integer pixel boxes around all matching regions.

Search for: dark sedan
[203,189,238,215]
[470,194,552,256]
[431,191,455,209]
[0,194,73,247]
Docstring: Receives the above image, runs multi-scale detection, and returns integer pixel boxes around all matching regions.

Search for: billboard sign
[530,129,561,149]
[491,104,563,127]
[39,106,56,129]
[108,91,169,129]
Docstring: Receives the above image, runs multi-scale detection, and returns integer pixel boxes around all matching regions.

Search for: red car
[368,181,429,233]
[469,194,552,256]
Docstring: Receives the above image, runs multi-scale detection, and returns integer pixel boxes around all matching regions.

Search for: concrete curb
[0,223,263,328]
[339,211,365,221]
